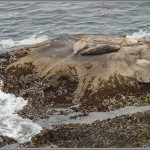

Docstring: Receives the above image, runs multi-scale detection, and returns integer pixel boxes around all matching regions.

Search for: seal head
[73,39,87,54]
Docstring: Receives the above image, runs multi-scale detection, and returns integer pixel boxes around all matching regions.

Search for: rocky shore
[21,110,150,148]
[0,34,150,148]
[0,136,16,148]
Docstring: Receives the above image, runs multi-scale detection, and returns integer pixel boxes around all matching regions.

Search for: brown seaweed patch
[21,111,150,148]
[16,65,79,120]
[0,135,17,148]
[0,47,30,62]
[6,62,35,78]
[2,62,35,94]
[80,74,150,112]
[43,65,79,105]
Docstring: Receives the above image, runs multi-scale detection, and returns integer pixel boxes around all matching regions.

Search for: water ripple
[0,2,150,52]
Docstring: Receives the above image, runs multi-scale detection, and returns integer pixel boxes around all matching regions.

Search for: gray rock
[134,69,150,83]
[83,63,93,69]
[2,143,20,148]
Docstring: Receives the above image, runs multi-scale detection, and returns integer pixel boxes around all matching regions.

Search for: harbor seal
[120,38,144,47]
[73,39,87,54]
[81,44,120,55]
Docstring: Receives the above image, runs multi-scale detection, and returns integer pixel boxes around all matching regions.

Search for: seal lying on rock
[73,39,88,54]
[120,38,144,47]
[81,44,120,55]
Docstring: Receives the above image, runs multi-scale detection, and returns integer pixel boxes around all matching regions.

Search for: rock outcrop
[0,34,150,148]
[0,136,17,148]
[0,34,150,120]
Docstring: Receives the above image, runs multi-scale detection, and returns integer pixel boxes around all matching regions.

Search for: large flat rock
[5,34,150,91]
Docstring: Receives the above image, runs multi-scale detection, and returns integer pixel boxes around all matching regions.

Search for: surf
[0,80,42,143]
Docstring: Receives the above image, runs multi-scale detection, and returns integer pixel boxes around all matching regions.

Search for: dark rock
[21,110,150,148]
[0,136,17,148]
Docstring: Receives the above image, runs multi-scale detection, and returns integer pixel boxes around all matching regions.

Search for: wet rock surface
[21,110,150,148]
[0,34,150,148]
[0,135,17,148]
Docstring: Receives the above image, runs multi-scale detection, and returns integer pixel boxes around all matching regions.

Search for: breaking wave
[126,28,150,40]
[0,81,42,143]
[0,34,49,48]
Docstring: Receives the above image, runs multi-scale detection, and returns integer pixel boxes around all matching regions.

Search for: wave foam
[0,81,42,143]
[0,34,49,48]
[126,28,150,40]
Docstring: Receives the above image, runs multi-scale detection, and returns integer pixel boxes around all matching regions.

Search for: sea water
[0,2,150,52]
[0,2,150,144]
[0,81,42,143]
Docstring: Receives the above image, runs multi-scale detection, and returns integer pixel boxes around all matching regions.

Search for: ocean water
[0,2,150,53]
[0,81,42,143]
[0,2,150,144]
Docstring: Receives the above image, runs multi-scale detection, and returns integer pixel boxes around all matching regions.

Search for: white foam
[126,28,150,40]
[0,34,49,48]
[0,81,42,143]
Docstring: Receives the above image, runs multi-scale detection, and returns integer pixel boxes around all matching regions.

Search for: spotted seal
[81,44,120,55]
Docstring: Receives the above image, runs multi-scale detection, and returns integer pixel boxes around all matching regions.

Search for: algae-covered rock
[0,34,150,119]
[0,135,17,148]
[21,110,150,148]
[79,74,150,112]
[1,34,150,148]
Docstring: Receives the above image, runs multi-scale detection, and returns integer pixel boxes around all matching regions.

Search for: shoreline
[0,34,150,148]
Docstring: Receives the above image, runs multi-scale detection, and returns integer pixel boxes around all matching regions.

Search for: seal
[81,44,120,55]
[73,39,87,54]
[120,38,144,47]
